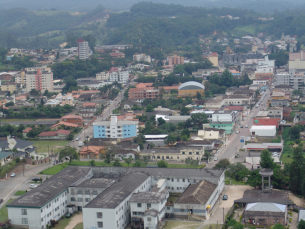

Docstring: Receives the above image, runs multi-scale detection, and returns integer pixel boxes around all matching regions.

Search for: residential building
[253,80,268,85]
[178,81,205,98]
[109,70,129,84]
[96,71,110,81]
[289,50,305,70]
[60,115,83,127]
[1,82,17,94]
[7,166,224,229]
[198,128,226,140]
[205,95,226,110]
[206,52,218,67]
[224,94,252,106]
[257,55,275,69]
[78,39,90,60]
[23,127,32,138]
[133,53,151,63]
[243,202,287,226]
[79,146,106,159]
[93,116,138,139]
[25,67,53,92]
[270,100,290,107]
[283,107,292,117]
[268,107,283,120]
[167,55,184,66]
[128,87,159,99]
[276,68,305,90]
[110,50,125,58]
[38,130,71,140]
[209,110,239,134]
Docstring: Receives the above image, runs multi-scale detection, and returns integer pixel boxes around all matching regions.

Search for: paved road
[207,88,271,168]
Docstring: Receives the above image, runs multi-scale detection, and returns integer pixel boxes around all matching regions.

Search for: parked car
[0,199,3,204]
[10,173,16,177]
[223,195,228,200]
[240,125,243,128]
[65,213,72,218]
[214,157,218,161]
[29,184,37,189]
[32,177,40,182]
[245,124,248,128]
[236,130,240,134]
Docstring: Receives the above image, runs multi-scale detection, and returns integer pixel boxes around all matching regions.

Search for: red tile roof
[61,115,83,119]
[83,103,96,107]
[23,127,32,133]
[51,121,79,129]
[38,130,70,137]
[225,106,244,111]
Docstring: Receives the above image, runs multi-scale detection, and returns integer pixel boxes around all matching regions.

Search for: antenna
[139,27,142,54]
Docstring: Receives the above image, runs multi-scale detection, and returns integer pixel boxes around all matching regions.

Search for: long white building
[7,166,224,229]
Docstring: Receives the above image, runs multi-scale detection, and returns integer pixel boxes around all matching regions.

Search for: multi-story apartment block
[78,39,90,60]
[96,71,110,81]
[276,68,305,90]
[93,116,138,139]
[133,53,151,63]
[128,87,159,99]
[109,71,129,84]
[209,110,239,134]
[25,67,53,92]
[167,55,184,66]
[1,82,17,94]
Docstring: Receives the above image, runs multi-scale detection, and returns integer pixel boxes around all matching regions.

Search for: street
[207,88,271,167]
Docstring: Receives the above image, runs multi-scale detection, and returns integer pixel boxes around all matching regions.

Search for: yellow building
[271,91,286,100]
[178,81,205,98]
[1,82,17,94]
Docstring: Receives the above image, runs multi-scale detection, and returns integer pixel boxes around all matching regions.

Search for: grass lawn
[52,214,76,229]
[167,193,180,204]
[164,221,203,229]
[0,199,14,223]
[73,223,83,229]
[225,177,246,185]
[281,153,294,164]
[32,140,69,154]
[40,161,200,175]
[202,224,222,229]
[14,190,27,196]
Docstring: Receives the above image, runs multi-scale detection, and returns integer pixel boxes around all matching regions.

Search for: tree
[273,224,285,229]
[149,143,155,149]
[290,146,305,195]
[185,158,192,168]
[260,149,275,169]
[58,146,79,164]
[191,113,208,129]
[30,89,40,96]
[180,106,191,115]
[289,124,304,140]
[124,157,134,167]
[146,104,154,112]
[298,220,305,229]
[133,159,143,167]
[67,134,74,141]
[157,117,166,126]
[142,156,150,167]
[246,170,262,189]
[157,160,168,168]
[102,144,117,164]
[214,159,230,169]
[89,159,96,166]
[181,129,190,138]
[113,159,122,167]
[227,163,249,181]
[164,134,177,146]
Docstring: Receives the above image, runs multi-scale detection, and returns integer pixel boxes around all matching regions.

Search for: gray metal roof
[144,209,159,217]
[14,139,34,149]
[178,81,205,91]
[7,166,92,208]
[71,178,115,188]
[298,209,305,222]
[129,190,168,203]
[0,151,13,160]
[84,171,149,209]
[245,202,286,212]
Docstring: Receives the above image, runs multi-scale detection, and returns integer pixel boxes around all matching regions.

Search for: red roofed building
[23,127,32,138]
[128,87,159,99]
[224,106,244,112]
[136,83,153,88]
[61,115,83,127]
[38,129,71,140]
[83,103,96,107]
[51,121,79,130]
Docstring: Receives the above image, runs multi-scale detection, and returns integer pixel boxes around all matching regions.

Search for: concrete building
[167,55,184,66]
[109,71,129,84]
[178,81,205,98]
[96,71,110,81]
[270,100,290,107]
[25,67,53,92]
[289,50,305,70]
[205,96,226,110]
[243,202,287,226]
[268,107,283,120]
[1,82,17,94]
[249,125,276,137]
[93,116,139,139]
[198,128,226,140]
[209,110,238,134]
[276,68,305,90]
[7,166,224,229]
[133,54,151,63]
[78,39,90,60]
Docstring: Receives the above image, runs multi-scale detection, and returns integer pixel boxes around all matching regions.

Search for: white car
[10,173,16,177]
[29,184,37,189]
[214,157,218,161]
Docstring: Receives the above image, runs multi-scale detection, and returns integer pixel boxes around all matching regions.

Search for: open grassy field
[0,199,14,223]
[40,161,199,175]
[32,140,69,154]
[14,190,27,196]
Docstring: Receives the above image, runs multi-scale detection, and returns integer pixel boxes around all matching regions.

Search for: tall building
[93,116,138,139]
[109,70,129,84]
[25,67,53,92]
[78,39,90,60]
[167,55,184,66]
[276,68,305,90]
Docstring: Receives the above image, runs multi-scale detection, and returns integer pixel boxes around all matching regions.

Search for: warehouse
[249,125,276,137]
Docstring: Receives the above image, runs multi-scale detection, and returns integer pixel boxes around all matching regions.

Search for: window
[167,207,170,210]
[78,198,83,202]
[41,218,43,222]
[189,152,192,155]
[71,198,75,201]
[97,212,103,218]
[92,191,98,195]
[196,152,199,155]
[182,152,185,154]
[77,190,82,194]
[137,203,142,207]
[21,209,27,215]
[85,190,90,195]
[258,219,265,222]
[177,179,179,182]
[85,198,91,202]
[97,222,103,228]
[147,217,151,222]
[133,212,137,215]
[22,218,28,224]
[147,203,151,208]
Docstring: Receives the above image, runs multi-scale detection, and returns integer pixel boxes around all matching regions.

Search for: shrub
[198,164,206,169]
[15,157,20,163]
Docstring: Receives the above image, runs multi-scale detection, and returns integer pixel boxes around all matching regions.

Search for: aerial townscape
[2,0,305,229]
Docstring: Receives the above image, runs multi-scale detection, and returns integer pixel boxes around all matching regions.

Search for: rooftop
[71,178,115,188]
[129,190,168,203]
[245,202,286,212]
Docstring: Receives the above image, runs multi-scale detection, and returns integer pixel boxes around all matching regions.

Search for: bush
[198,164,206,169]
[227,219,237,226]
[293,208,299,213]
[15,157,20,163]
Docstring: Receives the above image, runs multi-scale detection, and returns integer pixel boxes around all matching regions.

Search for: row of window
[73,190,98,195]
[70,198,91,202]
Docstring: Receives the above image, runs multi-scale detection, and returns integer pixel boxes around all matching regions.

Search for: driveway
[65,213,83,229]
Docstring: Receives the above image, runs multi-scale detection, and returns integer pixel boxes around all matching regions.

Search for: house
[298,209,305,222]
[243,202,287,226]
[209,110,239,134]
[268,107,283,120]
[38,130,70,140]
[205,95,226,110]
[61,115,83,127]
[270,100,290,107]
[300,131,305,140]
[113,149,136,160]
[283,107,292,117]
[51,121,79,130]
[224,94,252,106]
[78,93,94,101]
[79,146,106,159]
[23,127,32,138]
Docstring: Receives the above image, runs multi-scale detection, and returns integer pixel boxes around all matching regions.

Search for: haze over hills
[1,0,305,13]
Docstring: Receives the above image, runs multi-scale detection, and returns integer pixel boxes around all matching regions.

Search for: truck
[78,141,84,147]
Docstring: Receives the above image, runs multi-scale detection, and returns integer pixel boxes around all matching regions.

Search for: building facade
[78,40,89,60]
[109,71,129,84]
[25,67,53,92]
[209,110,239,134]
[167,55,184,66]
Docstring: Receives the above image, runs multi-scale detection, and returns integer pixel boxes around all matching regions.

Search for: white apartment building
[25,67,53,92]
[96,71,110,81]
[133,54,151,63]
[212,110,238,123]
[253,80,268,85]
[109,71,129,83]
[78,41,90,60]
[257,55,275,68]
[276,68,305,90]
[7,166,225,229]
[256,65,274,73]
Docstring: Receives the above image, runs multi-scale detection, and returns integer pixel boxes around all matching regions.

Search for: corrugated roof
[178,81,205,91]
[245,202,286,212]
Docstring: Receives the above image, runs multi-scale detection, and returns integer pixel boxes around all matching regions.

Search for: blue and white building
[93,116,139,139]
